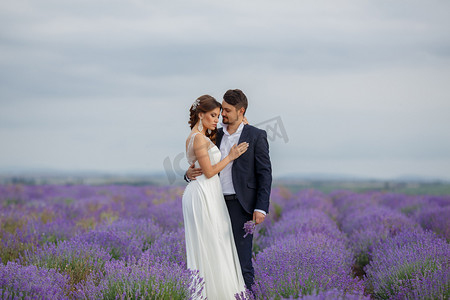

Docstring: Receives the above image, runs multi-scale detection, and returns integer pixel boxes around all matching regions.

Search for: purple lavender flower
[145,228,187,266]
[340,205,420,270]
[259,209,346,249]
[147,197,185,230]
[2,184,448,299]
[74,228,142,260]
[20,239,112,286]
[297,288,370,299]
[287,189,338,218]
[364,229,450,299]
[78,251,204,299]
[35,218,80,244]
[102,218,163,245]
[415,205,450,241]
[253,232,364,299]
[0,230,37,264]
[243,220,256,238]
[0,261,73,299]
[253,191,342,254]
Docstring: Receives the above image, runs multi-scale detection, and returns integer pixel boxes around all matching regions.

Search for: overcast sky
[1,0,449,181]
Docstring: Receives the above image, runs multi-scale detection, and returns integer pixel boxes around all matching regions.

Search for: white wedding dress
[182,132,245,299]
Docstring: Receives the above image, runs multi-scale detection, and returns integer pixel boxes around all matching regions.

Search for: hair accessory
[192,99,201,110]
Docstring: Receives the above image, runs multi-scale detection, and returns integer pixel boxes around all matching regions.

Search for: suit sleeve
[254,130,272,213]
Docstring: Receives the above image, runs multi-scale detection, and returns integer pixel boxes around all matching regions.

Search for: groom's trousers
[224,195,254,289]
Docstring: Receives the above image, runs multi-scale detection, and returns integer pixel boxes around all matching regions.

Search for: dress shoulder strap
[187,132,213,153]
[186,132,215,165]
[188,132,201,149]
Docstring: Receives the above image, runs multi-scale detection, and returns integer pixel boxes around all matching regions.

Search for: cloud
[1,0,449,179]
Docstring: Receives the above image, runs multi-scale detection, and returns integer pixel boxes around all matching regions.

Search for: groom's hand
[186,163,203,180]
[253,211,265,225]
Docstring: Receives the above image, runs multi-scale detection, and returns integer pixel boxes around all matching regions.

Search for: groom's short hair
[223,89,248,115]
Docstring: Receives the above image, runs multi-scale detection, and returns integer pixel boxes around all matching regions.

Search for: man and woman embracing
[182,89,272,299]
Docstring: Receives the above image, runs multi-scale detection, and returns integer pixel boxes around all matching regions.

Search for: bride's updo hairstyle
[189,95,221,143]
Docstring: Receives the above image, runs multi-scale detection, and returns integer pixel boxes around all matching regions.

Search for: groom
[185,89,272,290]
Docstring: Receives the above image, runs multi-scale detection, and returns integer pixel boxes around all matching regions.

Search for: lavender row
[365,229,449,299]
[250,190,366,299]
[1,184,449,299]
[329,190,449,299]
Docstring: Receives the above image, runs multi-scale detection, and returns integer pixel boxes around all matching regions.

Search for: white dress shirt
[219,122,266,215]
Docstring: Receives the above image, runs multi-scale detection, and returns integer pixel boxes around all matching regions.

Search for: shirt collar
[221,121,245,136]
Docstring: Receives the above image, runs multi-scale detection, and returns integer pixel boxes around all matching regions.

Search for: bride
[182,95,249,299]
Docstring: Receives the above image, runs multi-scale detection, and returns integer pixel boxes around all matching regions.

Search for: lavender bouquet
[243,220,256,238]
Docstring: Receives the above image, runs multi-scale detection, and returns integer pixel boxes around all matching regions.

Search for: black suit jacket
[216,124,272,214]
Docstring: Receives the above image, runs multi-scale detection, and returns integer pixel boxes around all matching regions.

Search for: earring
[198,119,203,132]
[207,129,212,134]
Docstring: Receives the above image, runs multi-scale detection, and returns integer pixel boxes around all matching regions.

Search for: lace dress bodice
[186,132,221,168]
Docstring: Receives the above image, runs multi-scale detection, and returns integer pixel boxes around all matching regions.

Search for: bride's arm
[194,134,248,179]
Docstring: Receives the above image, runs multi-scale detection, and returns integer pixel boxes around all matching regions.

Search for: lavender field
[0,184,449,299]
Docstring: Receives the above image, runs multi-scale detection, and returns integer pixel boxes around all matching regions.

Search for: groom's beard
[222,115,238,125]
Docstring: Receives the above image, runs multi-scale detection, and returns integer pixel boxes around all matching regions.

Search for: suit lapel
[231,125,248,182]
[238,124,249,144]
